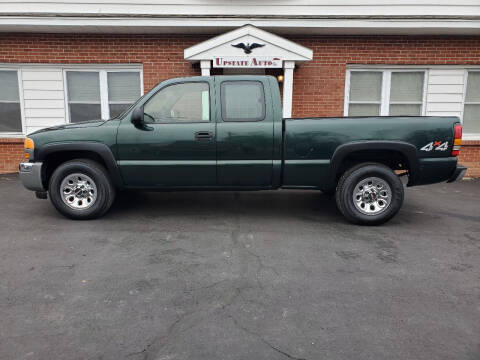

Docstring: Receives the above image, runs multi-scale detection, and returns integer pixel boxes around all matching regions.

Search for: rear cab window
[220,81,266,122]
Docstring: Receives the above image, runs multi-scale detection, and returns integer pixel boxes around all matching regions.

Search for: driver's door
[116,78,216,187]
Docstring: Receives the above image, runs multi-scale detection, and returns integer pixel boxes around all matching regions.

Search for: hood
[28,119,106,136]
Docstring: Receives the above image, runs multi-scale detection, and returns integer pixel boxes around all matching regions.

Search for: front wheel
[48,159,115,220]
[335,163,404,225]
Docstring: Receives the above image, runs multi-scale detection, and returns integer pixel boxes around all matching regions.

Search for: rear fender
[330,141,420,186]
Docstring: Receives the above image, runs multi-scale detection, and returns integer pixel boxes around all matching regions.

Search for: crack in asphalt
[136,238,248,360]
[126,348,146,358]
[136,284,244,360]
[50,264,75,269]
[130,205,286,360]
[228,314,307,360]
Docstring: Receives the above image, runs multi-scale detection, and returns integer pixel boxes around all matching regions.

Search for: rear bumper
[447,165,467,183]
[19,162,45,191]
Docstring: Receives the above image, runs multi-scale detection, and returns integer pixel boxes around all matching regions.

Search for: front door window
[143,82,210,123]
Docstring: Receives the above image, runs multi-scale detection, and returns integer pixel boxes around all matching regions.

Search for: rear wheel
[48,159,115,219]
[335,163,404,225]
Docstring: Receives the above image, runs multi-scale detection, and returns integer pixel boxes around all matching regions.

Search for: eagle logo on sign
[231,42,265,54]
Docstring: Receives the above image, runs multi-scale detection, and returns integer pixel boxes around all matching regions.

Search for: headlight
[24,138,34,160]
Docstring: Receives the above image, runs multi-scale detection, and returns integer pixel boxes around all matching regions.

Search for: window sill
[462,134,480,142]
[0,133,25,139]
[462,139,480,146]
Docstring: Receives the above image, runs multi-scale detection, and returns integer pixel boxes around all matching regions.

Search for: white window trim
[344,68,427,117]
[462,69,480,140]
[63,67,143,123]
[0,67,26,138]
[1,63,143,137]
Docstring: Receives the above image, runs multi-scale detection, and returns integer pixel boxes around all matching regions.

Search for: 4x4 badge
[420,141,448,151]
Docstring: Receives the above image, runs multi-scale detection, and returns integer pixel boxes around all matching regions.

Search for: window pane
[69,104,101,123]
[0,102,22,132]
[0,71,22,133]
[67,72,100,102]
[109,104,131,118]
[465,72,480,102]
[389,104,422,116]
[463,104,480,133]
[348,104,380,116]
[221,81,265,121]
[144,82,209,122]
[390,72,424,102]
[349,72,382,102]
[107,72,141,102]
[0,71,20,101]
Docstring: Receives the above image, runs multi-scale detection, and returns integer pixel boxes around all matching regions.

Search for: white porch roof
[184,25,313,64]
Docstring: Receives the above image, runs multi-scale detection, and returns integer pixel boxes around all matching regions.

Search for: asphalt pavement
[1,174,479,360]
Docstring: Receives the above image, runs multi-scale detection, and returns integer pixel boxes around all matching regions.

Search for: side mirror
[131,106,145,128]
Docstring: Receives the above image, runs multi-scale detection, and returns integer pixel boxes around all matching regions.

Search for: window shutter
[348,104,380,117]
[67,72,100,102]
[464,72,480,134]
[349,72,382,102]
[0,71,20,102]
[390,72,424,102]
[107,72,141,102]
[465,72,480,102]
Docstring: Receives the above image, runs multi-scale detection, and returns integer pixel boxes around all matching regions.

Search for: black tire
[335,162,404,225]
[48,159,115,220]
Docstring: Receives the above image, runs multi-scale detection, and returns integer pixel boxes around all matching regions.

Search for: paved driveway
[1,174,479,360]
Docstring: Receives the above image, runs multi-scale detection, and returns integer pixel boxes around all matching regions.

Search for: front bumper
[19,162,45,191]
[447,165,467,183]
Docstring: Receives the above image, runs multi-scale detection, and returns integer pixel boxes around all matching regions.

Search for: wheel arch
[330,141,419,186]
[37,142,123,189]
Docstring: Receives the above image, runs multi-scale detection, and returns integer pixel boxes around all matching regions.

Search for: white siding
[23,80,64,91]
[1,0,478,17]
[23,90,64,100]
[426,69,465,118]
[24,108,65,118]
[0,64,143,137]
[22,71,63,81]
[345,66,479,139]
[0,1,478,36]
[21,69,66,134]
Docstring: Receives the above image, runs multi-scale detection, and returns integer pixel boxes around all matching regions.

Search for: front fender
[36,142,123,188]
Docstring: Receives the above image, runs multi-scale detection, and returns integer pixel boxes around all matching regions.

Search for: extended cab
[19,75,466,224]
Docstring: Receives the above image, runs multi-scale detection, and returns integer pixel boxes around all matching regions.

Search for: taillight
[452,123,462,156]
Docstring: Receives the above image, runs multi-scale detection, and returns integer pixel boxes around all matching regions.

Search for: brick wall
[459,141,480,177]
[0,33,479,176]
[288,35,480,117]
[0,139,24,173]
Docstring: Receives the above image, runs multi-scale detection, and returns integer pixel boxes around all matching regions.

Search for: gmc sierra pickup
[19,75,466,224]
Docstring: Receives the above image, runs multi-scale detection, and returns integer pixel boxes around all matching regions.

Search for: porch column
[282,60,295,118]
[200,60,211,76]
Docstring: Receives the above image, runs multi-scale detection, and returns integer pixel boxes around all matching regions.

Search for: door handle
[195,131,213,141]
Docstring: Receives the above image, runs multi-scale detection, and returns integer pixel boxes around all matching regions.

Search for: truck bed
[282,116,459,188]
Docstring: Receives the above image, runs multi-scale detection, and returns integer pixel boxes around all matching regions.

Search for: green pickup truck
[19,75,466,225]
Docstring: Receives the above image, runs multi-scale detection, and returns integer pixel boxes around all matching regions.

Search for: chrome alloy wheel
[352,177,391,216]
[60,173,97,210]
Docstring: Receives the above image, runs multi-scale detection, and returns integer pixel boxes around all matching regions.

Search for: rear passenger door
[215,77,274,187]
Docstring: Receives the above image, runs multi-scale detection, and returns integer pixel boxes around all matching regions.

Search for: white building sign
[213,56,282,68]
